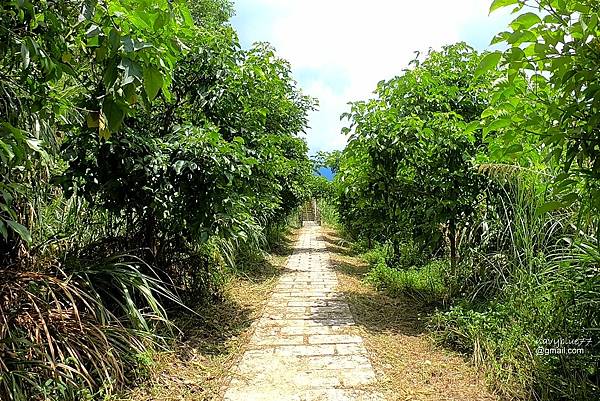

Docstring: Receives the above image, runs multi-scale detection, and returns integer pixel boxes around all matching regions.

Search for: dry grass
[119,225,497,401]
[121,230,298,401]
[321,226,499,401]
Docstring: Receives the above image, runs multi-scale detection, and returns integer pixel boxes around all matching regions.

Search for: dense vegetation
[0,0,314,399]
[331,1,599,399]
[2,0,599,400]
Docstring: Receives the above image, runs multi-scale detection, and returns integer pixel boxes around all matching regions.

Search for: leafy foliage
[335,34,599,400]
[0,0,194,254]
[0,0,315,399]
[337,43,497,266]
[482,0,600,222]
[312,150,342,174]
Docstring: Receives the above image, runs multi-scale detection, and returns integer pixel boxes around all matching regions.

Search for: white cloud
[232,0,513,153]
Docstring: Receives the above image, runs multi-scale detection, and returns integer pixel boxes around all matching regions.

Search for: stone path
[223,222,384,401]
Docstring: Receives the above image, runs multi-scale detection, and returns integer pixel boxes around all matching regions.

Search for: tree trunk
[449,218,457,273]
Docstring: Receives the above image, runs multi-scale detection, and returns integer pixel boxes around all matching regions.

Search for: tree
[480,0,600,228]
[337,43,498,268]
[312,150,342,174]
[0,0,194,261]
[61,14,315,268]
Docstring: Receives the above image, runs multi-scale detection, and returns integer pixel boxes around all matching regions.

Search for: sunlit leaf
[490,0,519,13]
[102,97,124,133]
[143,67,163,100]
[475,52,502,78]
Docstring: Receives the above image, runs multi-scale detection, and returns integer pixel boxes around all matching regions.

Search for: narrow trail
[127,224,496,400]
[223,222,384,401]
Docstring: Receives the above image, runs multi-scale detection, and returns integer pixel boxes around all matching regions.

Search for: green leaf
[475,52,501,78]
[103,60,119,88]
[560,192,579,206]
[490,0,518,13]
[505,47,526,62]
[507,29,537,45]
[0,139,14,161]
[85,24,101,37]
[6,220,32,243]
[464,121,480,134]
[486,117,512,132]
[510,12,542,29]
[120,58,142,86]
[154,13,166,30]
[143,67,163,100]
[182,7,194,26]
[0,221,7,239]
[503,143,523,155]
[490,31,511,45]
[122,36,134,52]
[21,42,30,69]
[481,107,496,119]
[535,201,565,216]
[109,29,121,52]
[102,97,125,133]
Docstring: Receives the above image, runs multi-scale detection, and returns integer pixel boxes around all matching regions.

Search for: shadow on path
[320,230,434,337]
[318,226,499,401]
[320,232,358,257]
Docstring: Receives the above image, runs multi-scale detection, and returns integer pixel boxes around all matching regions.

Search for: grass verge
[321,226,498,401]
[120,229,298,401]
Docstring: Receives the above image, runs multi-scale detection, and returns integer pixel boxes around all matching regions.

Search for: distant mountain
[316,167,334,181]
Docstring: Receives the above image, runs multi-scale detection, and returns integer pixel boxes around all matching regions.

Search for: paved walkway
[223,222,384,401]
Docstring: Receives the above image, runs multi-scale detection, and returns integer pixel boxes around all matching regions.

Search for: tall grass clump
[0,255,184,401]
[431,170,599,400]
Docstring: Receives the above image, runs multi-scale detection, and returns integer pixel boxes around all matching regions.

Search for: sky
[231,0,514,154]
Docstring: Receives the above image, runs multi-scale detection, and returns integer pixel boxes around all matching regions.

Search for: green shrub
[362,245,389,267]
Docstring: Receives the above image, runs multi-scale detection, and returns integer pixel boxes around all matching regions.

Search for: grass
[0,255,184,401]
[365,259,448,303]
[321,226,498,401]
[120,228,298,401]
